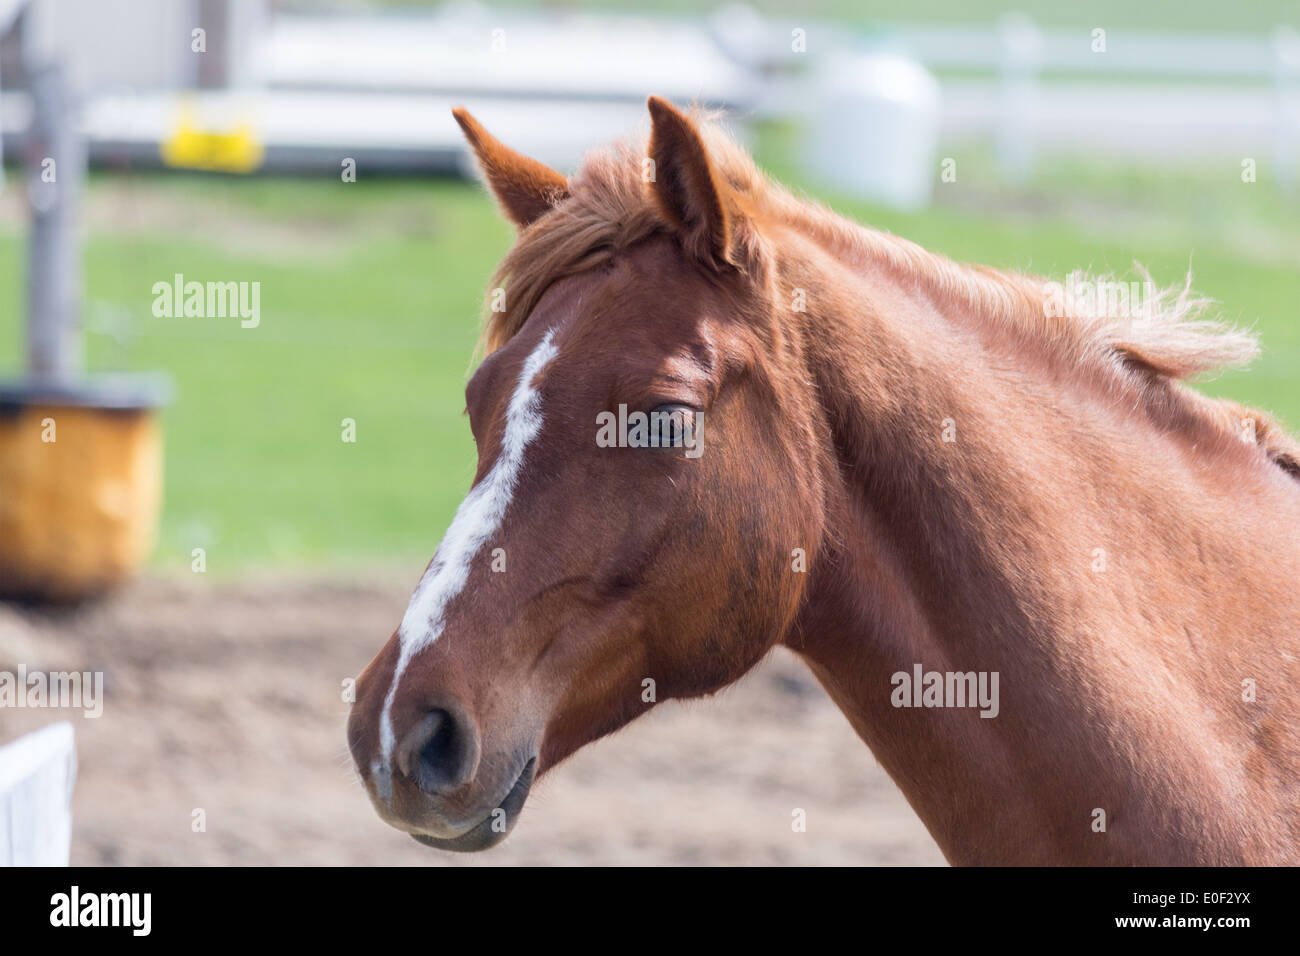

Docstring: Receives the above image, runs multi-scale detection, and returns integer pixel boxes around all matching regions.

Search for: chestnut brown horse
[348,97,1300,864]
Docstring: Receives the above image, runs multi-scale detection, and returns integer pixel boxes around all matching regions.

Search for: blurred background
[0,0,1296,865]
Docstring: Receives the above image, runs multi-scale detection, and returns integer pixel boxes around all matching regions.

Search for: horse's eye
[649,404,697,448]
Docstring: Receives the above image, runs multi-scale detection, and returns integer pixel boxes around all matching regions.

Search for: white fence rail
[910,20,1300,187]
[754,16,1300,188]
[901,23,1298,79]
[0,722,77,866]
[4,7,1298,186]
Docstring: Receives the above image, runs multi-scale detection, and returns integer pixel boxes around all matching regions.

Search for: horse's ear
[452,107,568,228]
[646,96,732,266]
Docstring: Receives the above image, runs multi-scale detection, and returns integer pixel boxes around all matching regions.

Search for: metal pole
[0,0,34,196]
[24,60,83,381]
[0,39,5,196]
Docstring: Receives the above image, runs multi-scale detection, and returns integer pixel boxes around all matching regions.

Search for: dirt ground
[0,573,944,866]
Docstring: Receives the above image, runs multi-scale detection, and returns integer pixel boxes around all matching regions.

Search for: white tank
[805,50,942,211]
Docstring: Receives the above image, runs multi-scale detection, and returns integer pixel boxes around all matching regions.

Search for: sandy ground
[0,574,944,866]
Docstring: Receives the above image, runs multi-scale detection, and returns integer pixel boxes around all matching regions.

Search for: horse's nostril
[398,706,479,796]
[420,711,457,775]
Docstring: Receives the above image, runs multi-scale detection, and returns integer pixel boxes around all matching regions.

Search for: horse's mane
[480,114,1299,475]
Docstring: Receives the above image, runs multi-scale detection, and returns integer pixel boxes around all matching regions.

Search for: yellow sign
[161,106,265,174]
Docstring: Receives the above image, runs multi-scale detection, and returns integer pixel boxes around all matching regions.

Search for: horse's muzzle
[408,756,537,852]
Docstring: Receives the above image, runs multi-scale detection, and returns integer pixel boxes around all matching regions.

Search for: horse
[347,96,1300,864]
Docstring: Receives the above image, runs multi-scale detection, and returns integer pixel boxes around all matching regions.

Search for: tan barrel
[0,403,162,601]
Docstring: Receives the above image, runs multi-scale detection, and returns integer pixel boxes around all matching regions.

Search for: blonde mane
[478,116,1297,474]
[484,118,1252,369]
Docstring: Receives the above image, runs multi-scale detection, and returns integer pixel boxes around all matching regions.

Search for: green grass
[0,132,1297,571]
[1,173,512,572]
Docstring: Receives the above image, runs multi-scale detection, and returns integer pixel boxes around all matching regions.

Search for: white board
[0,722,77,866]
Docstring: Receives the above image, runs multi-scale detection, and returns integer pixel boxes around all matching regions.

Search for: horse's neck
[784,256,1297,864]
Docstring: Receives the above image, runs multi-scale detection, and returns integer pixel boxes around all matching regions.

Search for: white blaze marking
[376,329,559,777]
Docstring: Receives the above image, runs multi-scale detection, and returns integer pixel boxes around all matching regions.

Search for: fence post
[1274,26,1299,196]
[0,722,77,866]
[997,13,1041,185]
[24,60,85,381]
